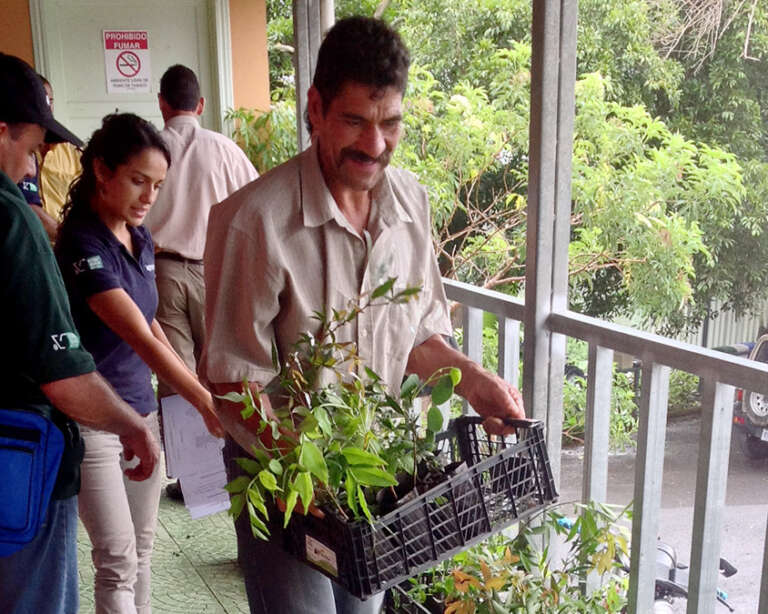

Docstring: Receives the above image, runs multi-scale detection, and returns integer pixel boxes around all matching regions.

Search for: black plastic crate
[283,417,558,600]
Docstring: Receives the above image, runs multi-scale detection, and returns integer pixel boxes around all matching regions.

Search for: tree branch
[374,0,391,19]
[272,43,295,55]
[742,0,760,61]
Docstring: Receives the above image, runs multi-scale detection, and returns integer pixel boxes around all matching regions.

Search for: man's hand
[201,408,226,438]
[42,371,163,478]
[407,334,525,435]
[196,390,226,438]
[456,363,525,435]
[120,424,161,481]
[276,495,325,519]
[210,381,274,453]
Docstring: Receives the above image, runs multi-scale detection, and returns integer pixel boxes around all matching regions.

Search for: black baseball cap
[0,53,83,147]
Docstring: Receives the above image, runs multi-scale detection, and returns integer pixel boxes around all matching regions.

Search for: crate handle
[500,417,541,429]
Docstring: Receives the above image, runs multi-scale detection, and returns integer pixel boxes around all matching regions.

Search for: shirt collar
[299,143,413,230]
[371,172,413,227]
[165,114,200,131]
[73,207,151,256]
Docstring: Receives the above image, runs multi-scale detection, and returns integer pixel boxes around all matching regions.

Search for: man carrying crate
[201,16,525,614]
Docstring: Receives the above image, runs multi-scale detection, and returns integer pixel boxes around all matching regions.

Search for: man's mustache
[340,148,391,165]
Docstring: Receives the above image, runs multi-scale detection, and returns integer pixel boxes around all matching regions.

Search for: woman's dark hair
[62,113,170,224]
[307,17,410,132]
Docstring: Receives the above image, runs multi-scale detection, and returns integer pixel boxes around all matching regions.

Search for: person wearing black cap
[17,74,83,242]
[0,52,160,614]
[16,74,68,241]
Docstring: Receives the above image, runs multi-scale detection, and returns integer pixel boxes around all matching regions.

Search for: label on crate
[306,535,338,577]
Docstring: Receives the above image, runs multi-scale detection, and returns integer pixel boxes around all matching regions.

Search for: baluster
[497,316,520,388]
[687,379,734,614]
[461,305,483,416]
[583,344,613,504]
[627,362,670,613]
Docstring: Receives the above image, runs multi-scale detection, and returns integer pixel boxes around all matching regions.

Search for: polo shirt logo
[73,255,104,275]
[145,264,155,272]
[51,332,81,351]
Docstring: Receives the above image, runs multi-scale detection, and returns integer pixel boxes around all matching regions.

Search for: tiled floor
[77,487,249,613]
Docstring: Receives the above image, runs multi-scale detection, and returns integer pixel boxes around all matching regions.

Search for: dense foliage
[240,0,767,335]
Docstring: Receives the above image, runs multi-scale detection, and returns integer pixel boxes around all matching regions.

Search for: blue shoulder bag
[0,408,64,557]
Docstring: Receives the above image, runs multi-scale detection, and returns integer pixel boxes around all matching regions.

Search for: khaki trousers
[79,413,163,614]
[154,258,205,397]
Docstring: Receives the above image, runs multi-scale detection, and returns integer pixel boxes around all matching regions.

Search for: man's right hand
[197,390,226,438]
[210,381,273,452]
[43,371,163,480]
[120,424,161,481]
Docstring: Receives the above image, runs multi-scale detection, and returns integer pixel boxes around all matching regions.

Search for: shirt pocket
[381,295,421,363]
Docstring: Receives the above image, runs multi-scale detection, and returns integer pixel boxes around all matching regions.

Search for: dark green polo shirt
[0,171,96,497]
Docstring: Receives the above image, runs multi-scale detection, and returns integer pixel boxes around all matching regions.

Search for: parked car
[733,334,768,459]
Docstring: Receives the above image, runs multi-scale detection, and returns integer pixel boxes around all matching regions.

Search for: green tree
[397,59,745,326]
[656,1,768,330]
[254,0,765,333]
[265,0,295,94]
[655,0,767,161]
[577,0,685,111]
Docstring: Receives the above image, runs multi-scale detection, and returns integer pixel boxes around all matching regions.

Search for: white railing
[444,278,768,614]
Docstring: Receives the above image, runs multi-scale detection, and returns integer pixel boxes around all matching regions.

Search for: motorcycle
[651,539,737,613]
[732,334,768,459]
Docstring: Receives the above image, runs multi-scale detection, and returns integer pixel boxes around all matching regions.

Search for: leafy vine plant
[219,278,462,540]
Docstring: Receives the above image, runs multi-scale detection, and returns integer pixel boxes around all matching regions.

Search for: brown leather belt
[155,252,204,265]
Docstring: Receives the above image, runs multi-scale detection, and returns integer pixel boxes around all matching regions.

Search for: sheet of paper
[180,466,230,519]
[161,394,223,478]
[161,394,229,519]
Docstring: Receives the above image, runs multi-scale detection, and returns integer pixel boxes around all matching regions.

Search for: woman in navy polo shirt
[56,113,223,614]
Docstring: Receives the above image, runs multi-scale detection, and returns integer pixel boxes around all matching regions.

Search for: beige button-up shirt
[144,115,258,260]
[202,144,452,395]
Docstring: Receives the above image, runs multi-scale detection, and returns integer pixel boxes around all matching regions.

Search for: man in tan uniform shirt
[202,17,525,614]
[144,65,257,389]
[143,65,257,500]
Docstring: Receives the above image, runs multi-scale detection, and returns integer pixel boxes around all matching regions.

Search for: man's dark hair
[160,64,201,112]
[312,16,410,113]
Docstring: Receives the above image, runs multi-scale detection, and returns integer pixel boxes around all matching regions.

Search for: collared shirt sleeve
[413,249,453,348]
[228,145,259,189]
[203,217,281,386]
[57,231,122,299]
[396,176,453,349]
[0,188,95,388]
